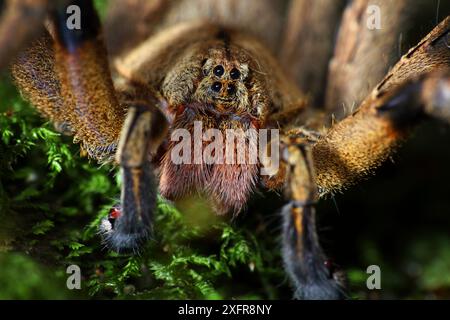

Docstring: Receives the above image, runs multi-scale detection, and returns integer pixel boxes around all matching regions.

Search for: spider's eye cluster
[207,63,242,82]
[205,63,245,98]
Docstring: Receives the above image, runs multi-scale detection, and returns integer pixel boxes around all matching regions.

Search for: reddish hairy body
[114,22,305,214]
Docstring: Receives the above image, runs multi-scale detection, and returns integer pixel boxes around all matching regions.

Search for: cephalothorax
[2,0,450,299]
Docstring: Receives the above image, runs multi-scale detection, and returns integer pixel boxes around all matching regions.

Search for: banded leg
[281,136,346,300]
[51,0,169,252]
[100,102,168,253]
[11,0,169,253]
[50,0,125,159]
[313,16,450,196]
[12,0,125,160]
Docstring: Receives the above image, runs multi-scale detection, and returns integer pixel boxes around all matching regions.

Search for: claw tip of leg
[99,218,150,254]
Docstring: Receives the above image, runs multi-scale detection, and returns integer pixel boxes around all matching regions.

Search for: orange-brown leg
[279,70,449,299]
[49,0,126,160]
[100,101,168,253]
[269,14,449,300]
[12,33,67,130]
[313,16,450,196]
[52,0,170,253]
[12,0,125,161]
[12,0,169,253]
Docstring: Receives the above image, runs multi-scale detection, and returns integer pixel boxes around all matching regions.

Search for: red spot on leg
[109,207,121,220]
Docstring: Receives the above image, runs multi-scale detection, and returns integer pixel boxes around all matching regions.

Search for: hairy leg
[12,0,125,160]
[11,0,169,253]
[100,101,168,253]
[267,13,449,300]
[49,0,125,160]
[11,33,67,130]
[314,16,450,195]
[281,134,346,299]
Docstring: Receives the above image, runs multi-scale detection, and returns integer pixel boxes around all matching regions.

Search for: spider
[1,0,449,299]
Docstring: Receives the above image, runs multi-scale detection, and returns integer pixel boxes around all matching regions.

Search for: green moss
[0,253,74,299]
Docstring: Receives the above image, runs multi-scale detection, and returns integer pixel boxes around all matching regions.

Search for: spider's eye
[211,82,222,92]
[230,68,241,80]
[213,65,225,77]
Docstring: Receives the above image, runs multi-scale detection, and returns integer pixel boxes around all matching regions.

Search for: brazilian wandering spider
[1,0,450,299]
